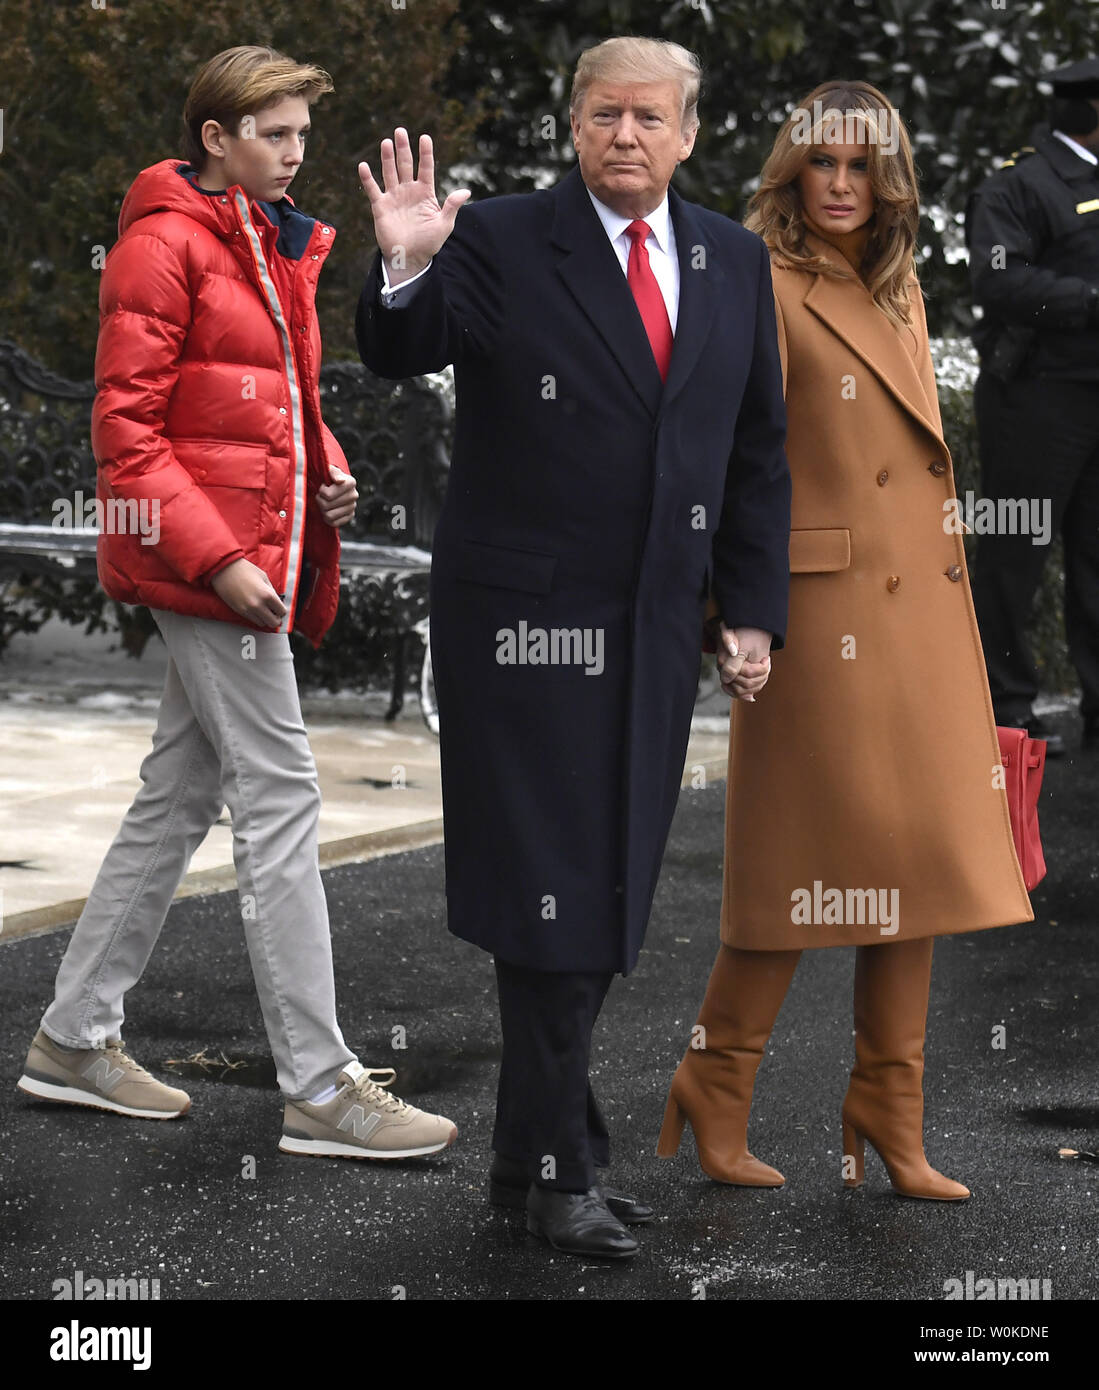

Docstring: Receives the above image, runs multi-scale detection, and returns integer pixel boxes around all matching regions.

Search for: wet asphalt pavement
[0,708,1096,1311]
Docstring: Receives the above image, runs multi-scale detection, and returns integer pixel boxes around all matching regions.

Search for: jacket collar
[1037,129,1099,184]
[801,230,944,447]
[549,164,721,418]
[174,164,320,260]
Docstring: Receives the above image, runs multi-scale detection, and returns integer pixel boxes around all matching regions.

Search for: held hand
[211,558,287,629]
[358,130,471,285]
[316,463,358,528]
[718,624,773,702]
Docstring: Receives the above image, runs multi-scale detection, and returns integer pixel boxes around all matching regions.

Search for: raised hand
[358,129,471,285]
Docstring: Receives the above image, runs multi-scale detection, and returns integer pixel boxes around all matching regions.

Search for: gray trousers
[41,608,356,1101]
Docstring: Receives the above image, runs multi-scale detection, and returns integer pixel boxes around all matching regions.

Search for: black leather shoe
[998,712,1064,758]
[489,1155,654,1224]
[525,1185,639,1260]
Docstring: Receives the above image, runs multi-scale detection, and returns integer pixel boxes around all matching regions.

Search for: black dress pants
[972,372,1099,721]
[492,957,614,1192]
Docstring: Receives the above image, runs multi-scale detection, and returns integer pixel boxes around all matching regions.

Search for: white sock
[308,1083,339,1105]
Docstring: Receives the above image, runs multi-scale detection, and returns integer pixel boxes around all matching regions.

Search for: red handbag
[996,726,1048,891]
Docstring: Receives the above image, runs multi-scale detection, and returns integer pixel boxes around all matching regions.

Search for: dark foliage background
[4,0,1098,371]
[0,0,1090,695]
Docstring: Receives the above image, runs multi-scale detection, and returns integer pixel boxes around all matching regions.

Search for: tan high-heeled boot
[841,936,970,1201]
[657,943,801,1185]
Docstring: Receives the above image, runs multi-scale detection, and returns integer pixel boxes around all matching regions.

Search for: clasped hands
[714,624,773,703]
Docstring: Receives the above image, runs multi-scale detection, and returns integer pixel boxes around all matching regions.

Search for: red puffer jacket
[92,159,346,646]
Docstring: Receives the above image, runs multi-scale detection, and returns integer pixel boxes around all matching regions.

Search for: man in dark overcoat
[355,36,790,1259]
[967,57,1099,757]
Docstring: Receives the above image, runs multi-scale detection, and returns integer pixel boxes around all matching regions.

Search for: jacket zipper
[232,191,308,634]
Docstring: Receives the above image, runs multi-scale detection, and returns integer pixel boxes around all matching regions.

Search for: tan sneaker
[279,1061,457,1160]
[17,1028,191,1119]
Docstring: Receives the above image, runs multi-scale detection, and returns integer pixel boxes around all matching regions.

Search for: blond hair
[570,36,702,134]
[745,81,920,326]
[182,46,334,168]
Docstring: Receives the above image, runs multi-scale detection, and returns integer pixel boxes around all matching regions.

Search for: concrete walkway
[0,619,728,937]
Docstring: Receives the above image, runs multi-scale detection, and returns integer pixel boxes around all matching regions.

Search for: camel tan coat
[717,233,1034,949]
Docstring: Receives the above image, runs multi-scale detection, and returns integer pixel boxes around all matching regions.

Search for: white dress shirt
[1052,129,1099,166]
[583,186,680,331]
[379,179,682,330]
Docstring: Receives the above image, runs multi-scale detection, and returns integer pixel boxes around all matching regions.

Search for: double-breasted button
[877,469,889,486]
[886,575,900,592]
[928,460,947,477]
[946,564,964,582]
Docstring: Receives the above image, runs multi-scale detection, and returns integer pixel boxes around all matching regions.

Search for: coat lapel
[551,166,663,417]
[659,187,721,416]
[801,233,944,448]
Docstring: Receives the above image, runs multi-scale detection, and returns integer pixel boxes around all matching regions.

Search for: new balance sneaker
[279,1061,457,1160]
[17,1029,191,1119]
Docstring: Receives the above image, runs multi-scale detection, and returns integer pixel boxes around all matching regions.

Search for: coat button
[946,564,964,582]
[311,254,319,260]
[197,468,207,479]
[877,469,889,485]
[220,196,228,204]
[278,510,287,519]
[279,407,287,414]
[928,460,947,476]
[886,575,900,592]
[321,226,331,234]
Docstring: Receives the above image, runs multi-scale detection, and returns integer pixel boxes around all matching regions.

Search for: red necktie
[625,219,673,382]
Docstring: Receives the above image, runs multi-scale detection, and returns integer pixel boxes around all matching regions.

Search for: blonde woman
[658,81,1033,1200]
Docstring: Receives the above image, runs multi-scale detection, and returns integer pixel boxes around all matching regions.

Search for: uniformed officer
[966,57,1099,758]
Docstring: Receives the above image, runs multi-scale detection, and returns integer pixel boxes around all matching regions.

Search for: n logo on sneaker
[82,1057,126,1095]
[337,1105,383,1142]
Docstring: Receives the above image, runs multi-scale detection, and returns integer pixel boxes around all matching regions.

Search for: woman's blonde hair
[570,36,702,135]
[745,81,920,326]
[182,46,334,168]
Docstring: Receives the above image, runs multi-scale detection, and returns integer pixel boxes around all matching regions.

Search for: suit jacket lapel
[802,233,944,448]
[551,165,663,417]
[658,187,721,416]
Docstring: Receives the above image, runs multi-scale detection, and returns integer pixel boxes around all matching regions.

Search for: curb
[0,756,730,946]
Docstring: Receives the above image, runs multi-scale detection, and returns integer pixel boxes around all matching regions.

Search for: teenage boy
[17,45,456,1162]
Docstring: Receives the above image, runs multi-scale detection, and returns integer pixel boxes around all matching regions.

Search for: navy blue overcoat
[356,164,790,974]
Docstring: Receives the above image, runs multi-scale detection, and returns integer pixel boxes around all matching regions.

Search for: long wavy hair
[744,81,920,326]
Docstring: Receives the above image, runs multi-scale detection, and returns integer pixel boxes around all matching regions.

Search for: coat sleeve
[967,177,1095,330]
[91,230,246,583]
[708,240,792,650]
[354,204,505,378]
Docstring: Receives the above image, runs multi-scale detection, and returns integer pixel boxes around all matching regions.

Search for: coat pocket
[454,539,557,593]
[789,527,851,573]
[171,439,268,543]
[171,438,268,487]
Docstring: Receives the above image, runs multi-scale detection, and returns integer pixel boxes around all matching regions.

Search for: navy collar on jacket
[174,163,319,259]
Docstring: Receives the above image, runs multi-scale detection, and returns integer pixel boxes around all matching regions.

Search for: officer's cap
[1048,58,1099,99]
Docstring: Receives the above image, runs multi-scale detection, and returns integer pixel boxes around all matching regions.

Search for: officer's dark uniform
[966,58,1099,751]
